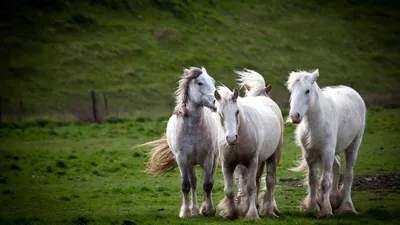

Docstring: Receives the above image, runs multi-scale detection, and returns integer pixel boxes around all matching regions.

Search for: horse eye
[305,89,310,94]
[235,110,239,116]
[197,82,203,86]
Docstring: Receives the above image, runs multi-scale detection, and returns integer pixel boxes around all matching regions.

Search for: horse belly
[335,122,360,153]
[258,133,280,162]
[257,120,281,162]
[334,93,365,153]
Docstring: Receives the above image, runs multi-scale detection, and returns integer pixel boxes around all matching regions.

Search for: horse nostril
[226,135,237,143]
[296,112,300,118]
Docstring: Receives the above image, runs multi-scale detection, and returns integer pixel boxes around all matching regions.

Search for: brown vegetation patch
[154,28,180,42]
[352,174,400,192]
[279,178,303,187]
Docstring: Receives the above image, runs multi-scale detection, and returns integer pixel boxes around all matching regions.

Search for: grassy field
[0,108,399,224]
[1,0,400,117]
[1,0,400,224]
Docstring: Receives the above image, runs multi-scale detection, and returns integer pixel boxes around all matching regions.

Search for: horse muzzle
[290,112,301,124]
[226,135,237,146]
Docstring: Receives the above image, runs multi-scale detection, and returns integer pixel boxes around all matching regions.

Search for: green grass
[1,0,399,117]
[0,108,399,224]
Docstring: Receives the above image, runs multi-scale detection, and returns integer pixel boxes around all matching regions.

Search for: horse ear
[214,90,221,100]
[244,83,251,91]
[201,66,207,74]
[265,84,272,94]
[311,69,319,83]
[183,68,190,75]
[233,88,239,101]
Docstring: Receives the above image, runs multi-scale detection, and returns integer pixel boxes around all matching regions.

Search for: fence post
[348,81,353,88]
[102,93,108,117]
[91,90,98,123]
[17,99,23,122]
[0,96,2,123]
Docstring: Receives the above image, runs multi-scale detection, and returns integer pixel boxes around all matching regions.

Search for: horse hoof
[334,201,357,214]
[191,206,200,216]
[200,204,216,217]
[244,214,261,220]
[317,210,333,218]
[179,207,191,218]
[219,209,238,220]
[260,210,278,217]
[300,201,320,213]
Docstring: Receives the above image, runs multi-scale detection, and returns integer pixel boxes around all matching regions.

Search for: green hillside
[2,0,399,118]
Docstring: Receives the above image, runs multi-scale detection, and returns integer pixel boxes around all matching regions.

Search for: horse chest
[221,144,257,167]
[176,121,214,160]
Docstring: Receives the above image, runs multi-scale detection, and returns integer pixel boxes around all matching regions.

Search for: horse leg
[189,166,200,216]
[244,157,261,220]
[200,154,216,217]
[330,155,341,210]
[260,151,280,217]
[234,165,247,206]
[335,136,362,214]
[255,162,265,210]
[235,165,248,218]
[177,159,191,218]
[301,156,320,213]
[218,163,238,219]
[317,149,334,217]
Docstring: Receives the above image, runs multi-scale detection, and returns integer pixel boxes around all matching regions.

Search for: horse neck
[186,100,205,122]
[304,83,326,126]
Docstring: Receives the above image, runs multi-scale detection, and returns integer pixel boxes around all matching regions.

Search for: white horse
[287,69,366,217]
[143,67,219,218]
[214,83,283,220]
[233,69,283,215]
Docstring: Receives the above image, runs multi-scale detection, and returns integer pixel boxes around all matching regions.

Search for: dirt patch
[352,174,400,192]
[277,174,400,192]
[279,178,303,187]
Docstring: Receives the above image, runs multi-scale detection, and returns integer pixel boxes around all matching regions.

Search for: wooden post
[91,90,98,123]
[0,96,2,123]
[102,93,108,117]
[17,99,23,122]
[348,81,353,88]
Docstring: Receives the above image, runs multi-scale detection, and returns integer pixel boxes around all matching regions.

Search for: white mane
[217,86,233,98]
[286,70,316,92]
[235,69,265,89]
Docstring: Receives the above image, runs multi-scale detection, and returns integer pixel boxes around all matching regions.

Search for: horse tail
[289,157,308,172]
[139,135,177,176]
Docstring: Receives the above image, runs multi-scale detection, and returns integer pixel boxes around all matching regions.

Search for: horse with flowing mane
[233,69,284,217]
[287,69,366,217]
[142,67,219,218]
[214,70,283,220]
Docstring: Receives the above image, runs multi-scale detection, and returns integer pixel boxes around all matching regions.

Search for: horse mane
[235,69,268,97]
[173,67,203,117]
[286,70,314,92]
